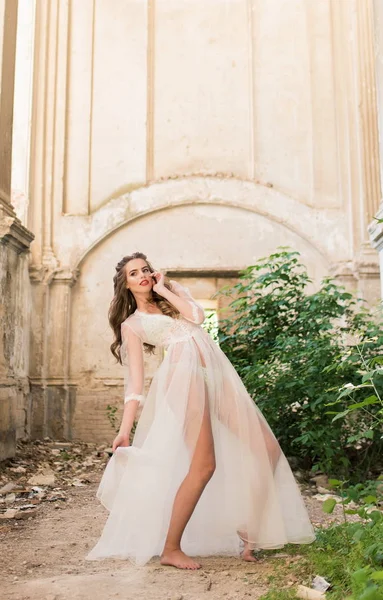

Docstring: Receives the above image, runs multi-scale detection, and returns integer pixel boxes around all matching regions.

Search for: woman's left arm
[153,274,205,324]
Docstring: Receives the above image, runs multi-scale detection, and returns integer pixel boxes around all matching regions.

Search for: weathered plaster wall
[1,0,381,446]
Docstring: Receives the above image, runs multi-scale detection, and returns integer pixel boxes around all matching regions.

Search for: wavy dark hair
[109,252,179,362]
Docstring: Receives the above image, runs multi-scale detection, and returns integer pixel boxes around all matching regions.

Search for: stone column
[11,0,36,225]
[29,267,79,440]
[330,0,381,303]
[368,206,383,298]
[368,1,383,296]
[353,0,382,303]
[28,0,68,268]
[0,0,17,207]
[46,268,79,439]
[0,0,34,240]
[27,1,80,440]
[0,0,34,460]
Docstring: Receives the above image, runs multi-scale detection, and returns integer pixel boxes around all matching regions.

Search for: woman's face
[125,258,154,294]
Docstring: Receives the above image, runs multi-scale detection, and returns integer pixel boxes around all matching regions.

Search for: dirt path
[0,477,274,600]
[0,441,341,600]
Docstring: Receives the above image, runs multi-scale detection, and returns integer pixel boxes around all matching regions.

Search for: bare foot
[241,547,259,563]
[160,549,201,570]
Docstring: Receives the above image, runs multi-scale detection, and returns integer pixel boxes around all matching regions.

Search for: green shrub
[218,249,383,478]
[300,521,383,600]
[259,516,383,600]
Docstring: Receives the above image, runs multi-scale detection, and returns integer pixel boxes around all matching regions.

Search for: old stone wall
[0,244,32,458]
[0,0,34,460]
[1,0,382,450]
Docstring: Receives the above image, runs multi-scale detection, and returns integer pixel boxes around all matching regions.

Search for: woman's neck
[134,294,157,313]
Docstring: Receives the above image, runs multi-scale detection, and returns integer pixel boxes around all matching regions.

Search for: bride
[86,252,315,570]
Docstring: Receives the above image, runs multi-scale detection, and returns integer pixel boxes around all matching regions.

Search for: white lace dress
[86,282,315,565]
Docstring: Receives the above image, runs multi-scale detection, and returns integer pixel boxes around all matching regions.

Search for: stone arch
[65,177,348,271]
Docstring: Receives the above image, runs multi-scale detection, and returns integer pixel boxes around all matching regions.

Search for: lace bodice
[130,312,196,347]
[119,281,205,406]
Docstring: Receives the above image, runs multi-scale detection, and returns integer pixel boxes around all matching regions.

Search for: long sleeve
[170,280,205,325]
[120,322,145,406]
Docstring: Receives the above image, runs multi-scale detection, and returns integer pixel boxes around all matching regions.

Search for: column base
[30,382,77,440]
[329,248,381,306]
[0,391,16,461]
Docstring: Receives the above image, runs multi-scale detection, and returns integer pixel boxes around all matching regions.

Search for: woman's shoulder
[121,313,145,343]
[121,312,139,330]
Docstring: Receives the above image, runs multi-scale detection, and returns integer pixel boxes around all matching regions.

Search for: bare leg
[160,402,216,570]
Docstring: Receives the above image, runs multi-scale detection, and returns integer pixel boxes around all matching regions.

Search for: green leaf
[353,527,365,542]
[369,511,383,524]
[362,371,377,383]
[348,396,378,410]
[363,495,378,505]
[322,498,337,514]
[328,479,343,487]
[371,571,383,581]
[352,568,370,584]
[332,409,350,422]
[337,388,355,399]
[358,585,380,600]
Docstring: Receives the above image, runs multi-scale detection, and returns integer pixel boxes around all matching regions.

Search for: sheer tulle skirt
[86,330,315,565]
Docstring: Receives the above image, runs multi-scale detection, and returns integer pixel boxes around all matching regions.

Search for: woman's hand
[112,431,131,453]
[152,271,166,295]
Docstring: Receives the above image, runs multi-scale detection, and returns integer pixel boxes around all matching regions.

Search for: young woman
[86,252,315,570]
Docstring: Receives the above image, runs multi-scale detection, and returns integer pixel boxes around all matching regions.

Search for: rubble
[312,493,340,502]
[310,474,329,489]
[316,486,332,495]
[10,466,27,474]
[312,576,331,592]
[0,482,17,495]
[0,439,109,520]
[0,509,17,519]
[28,470,56,487]
[15,508,39,520]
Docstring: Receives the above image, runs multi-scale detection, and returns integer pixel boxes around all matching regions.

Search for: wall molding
[55,176,350,270]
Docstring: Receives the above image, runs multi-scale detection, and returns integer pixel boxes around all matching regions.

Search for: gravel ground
[0,440,347,600]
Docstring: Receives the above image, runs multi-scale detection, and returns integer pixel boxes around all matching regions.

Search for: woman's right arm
[112,322,145,451]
